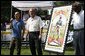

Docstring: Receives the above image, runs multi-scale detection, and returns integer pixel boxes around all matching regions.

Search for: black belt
[29,31,40,34]
[74,28,84,31]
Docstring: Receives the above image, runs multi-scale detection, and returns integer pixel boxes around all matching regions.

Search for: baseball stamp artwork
[44,5,72,53]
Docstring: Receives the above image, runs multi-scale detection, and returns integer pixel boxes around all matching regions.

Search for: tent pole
[11,1,12,18]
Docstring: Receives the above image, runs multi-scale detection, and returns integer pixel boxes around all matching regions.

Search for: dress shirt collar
[30,15,37,21]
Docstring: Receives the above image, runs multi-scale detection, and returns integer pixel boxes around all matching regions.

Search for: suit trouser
[73,30,84,55]
[9,37,21,55]
[29,31,42,55]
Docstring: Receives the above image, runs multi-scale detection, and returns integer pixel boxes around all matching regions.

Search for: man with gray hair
[26,8,43,55]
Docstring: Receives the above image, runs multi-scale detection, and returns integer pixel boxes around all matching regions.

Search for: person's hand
[56,25,59,28]
[21,36,24,40]
[10,18,13,29]
[26,35,28,41]
[10,18,13,23]
[39,34,42,40]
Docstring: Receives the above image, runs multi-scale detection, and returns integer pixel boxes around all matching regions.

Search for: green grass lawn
[1,46,75,55]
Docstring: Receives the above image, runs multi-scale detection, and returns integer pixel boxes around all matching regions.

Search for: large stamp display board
[44,5,72,54]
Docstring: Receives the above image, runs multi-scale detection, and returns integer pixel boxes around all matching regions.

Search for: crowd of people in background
[1,23,6,31]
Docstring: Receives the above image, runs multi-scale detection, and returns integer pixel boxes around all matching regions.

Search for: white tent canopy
[12,1,54,11]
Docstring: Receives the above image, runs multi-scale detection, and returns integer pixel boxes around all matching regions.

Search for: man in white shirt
[71,2,84,55]
[26,8,43,55]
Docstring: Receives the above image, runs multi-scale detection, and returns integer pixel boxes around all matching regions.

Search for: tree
[1,1,21,23]
[1,1,11,23]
